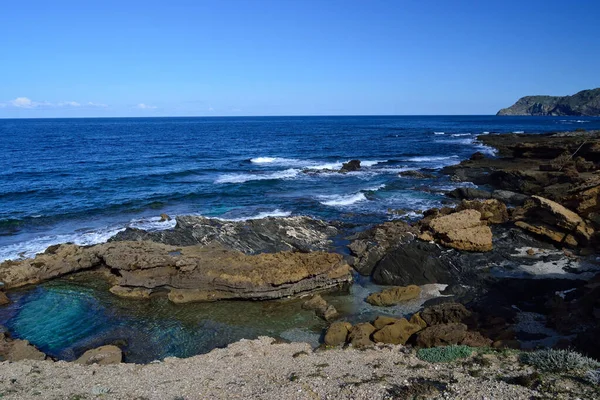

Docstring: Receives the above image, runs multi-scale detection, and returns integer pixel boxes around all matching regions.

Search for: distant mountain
[497,88,600,116]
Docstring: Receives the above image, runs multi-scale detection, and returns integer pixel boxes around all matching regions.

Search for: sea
[1,115,600,362]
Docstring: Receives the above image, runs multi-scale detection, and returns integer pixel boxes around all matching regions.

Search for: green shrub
[416,345,474,363]
[520,349,600,372]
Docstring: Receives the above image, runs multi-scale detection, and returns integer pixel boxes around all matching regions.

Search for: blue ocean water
[2,115,600,362]
[2,115,600,261]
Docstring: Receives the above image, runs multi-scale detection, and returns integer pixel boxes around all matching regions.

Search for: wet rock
[0,292,9,306]
[513,195,594,247]
[109,286,153,299]
[348,220,419,276]
[110,215,338,255]
[470,152,486,161]
[372,318,424,345]
[366,285,421,306]
[324,321,352,346]
[456,199,509,224]
[0,241,353,303]
[446,187,492,200]
[302,294,339,322]
[75,345,122,365]
[339,159,361,172]
[371,241,453,286]
[399,170,436,179]
[420,303,471,326]
[160,213,171,222]
[348,323,376,348]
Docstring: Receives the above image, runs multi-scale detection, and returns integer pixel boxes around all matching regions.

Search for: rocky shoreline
[1,130,600,397]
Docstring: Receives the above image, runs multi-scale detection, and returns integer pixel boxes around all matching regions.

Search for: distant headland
[497,88,600,116]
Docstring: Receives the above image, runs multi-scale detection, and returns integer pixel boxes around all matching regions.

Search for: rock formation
[0,241,353,303]
[497,88,600,116]
[110,215,338,255]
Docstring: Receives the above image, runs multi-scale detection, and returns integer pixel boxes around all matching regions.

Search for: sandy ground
[2,337,597,400]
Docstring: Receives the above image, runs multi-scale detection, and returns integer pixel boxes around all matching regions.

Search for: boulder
[302,295,339,322]
[399,170,436,179]
[492,190,529,206]
[348,220,419,276]
[348,323,376,349]
[110,215,338,255]
[513,195,594,247]
[371,241,453,286]
[414,323,468,348]
[0,332,46,362]
[372,318,424,345]
[456,199,509,224]
[410,313,428,329]
[324,321,352,346]
[75,345,122,365]
[427,209,493,252]
[373,316,401,330]
[0,292,9,306]
[340,159,361,172]
[159,213,171,222]
[446,187,492,200]
[366,285,421,306]
[0,241,353,303]
[420,303,471,326]
[470,152,486,161]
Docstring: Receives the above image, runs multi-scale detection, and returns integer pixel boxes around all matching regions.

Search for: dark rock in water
[420,303,471,326]
[302,294,339,322]
[371,241,453,286]
[446,187,492,200]
[399,170,436,179]
[470,152,486,161]
[340,159,361,172]
[110,215,338,255]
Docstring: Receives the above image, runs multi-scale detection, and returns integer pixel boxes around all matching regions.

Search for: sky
[0,0,599,118]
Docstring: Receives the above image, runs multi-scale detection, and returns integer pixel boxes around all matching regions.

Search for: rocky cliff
[497,88,600,116]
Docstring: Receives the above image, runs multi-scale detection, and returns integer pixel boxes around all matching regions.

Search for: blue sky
[1,0,598,117]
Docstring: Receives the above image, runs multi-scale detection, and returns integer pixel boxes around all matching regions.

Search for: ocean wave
[513,131,524,134]
[319,192,367,206]
[433,132,445,135]
[220,209,292,222]
[0,217,177,261]
[405,156,459,162]
[361,160,387,167]
[215,168,300,184]
[249,157,301,165]
[363,184,386,192]
[451,133,472,137]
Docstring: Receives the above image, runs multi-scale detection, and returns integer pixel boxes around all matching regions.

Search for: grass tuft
[416,345,474,363]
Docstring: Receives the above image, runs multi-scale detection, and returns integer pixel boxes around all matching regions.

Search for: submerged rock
[110,215,338,255]
[366,285,421,306]
[0,241,353,303]
[302,294,339,322]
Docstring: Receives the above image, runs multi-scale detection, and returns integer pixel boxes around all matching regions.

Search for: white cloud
[11,97,34,108]
[2,97,108,109]
[136,103,157,109]
[208,106,215,112]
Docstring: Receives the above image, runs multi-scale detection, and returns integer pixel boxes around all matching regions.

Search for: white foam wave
[482,131,490,134]
[451,133,472,137]
[250,157,302,165]
[576,120,589,123]
[361,160,387,167]
[0,217,179,261]
[221,209,292,221]
[319,192,367,206]
[215,168,300,184]
[513,130,524,134]
[305,162,344,171]
[363,184,386,191]
[406,156,459,162]
[433,132,445,135]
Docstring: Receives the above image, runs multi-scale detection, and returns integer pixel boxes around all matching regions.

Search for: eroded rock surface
[0,241,353,303]
[110,215,338,255]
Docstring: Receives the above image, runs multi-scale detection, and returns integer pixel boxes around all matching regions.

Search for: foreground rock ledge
[0,241,352,303]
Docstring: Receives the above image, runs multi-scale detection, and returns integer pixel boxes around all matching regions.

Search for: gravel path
[0,337,592,399]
